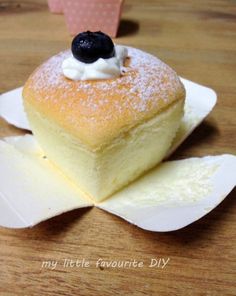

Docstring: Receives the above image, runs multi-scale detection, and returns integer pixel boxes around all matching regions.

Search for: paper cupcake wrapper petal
[167,78,217,157]
[0,135,92,228]
[98,154,236,231]
[0,87,30,131]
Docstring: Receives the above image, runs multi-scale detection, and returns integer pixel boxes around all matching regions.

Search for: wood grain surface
[0,0,236,295]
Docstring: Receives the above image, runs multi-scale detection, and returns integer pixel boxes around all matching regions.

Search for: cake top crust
[23,46,185,150]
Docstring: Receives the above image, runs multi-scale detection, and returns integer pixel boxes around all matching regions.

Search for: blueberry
[71,31,115,63]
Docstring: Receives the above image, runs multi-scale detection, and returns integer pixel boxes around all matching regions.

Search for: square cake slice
[23,46,185,202]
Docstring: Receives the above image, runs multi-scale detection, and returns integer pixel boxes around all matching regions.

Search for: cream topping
[62,45,128,81]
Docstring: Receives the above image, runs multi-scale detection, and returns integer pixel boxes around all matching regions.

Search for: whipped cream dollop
[62,45,128,81]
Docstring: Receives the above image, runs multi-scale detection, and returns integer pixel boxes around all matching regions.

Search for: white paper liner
[167,78,217,157]
[0,87,30,130]
[0,136,92,228]
[98,155,236,231]
[0,78,234,231]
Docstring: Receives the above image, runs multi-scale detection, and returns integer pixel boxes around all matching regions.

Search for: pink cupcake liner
[62,0,124,37]
[47,0,63,14]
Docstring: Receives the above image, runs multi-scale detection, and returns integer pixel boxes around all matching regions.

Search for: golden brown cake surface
[23,46,185,150]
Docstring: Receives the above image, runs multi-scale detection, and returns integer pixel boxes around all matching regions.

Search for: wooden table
[0,0,235,295]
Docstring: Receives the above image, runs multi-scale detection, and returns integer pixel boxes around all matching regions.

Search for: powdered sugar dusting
[25,46,184,148]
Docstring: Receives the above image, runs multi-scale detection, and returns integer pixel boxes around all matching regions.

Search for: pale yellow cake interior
[25,99,184,202]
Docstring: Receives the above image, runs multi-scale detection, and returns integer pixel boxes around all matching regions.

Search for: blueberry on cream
[62,31,128,81]
[72,31,115,63]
